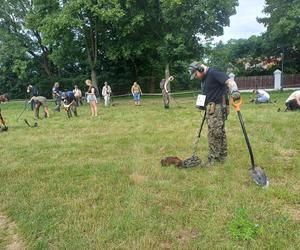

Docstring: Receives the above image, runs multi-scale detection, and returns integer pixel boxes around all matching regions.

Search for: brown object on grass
[161,156,183,167]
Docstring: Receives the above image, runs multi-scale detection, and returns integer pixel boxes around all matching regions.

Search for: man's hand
[231,91,241,101]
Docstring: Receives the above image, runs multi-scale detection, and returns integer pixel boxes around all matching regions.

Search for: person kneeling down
[252,89,270,104]
[285,90,300,111]
[62,91,77,118]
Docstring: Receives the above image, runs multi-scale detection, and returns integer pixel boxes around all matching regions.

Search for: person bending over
[285,90,300,111]
[61,91,78,118]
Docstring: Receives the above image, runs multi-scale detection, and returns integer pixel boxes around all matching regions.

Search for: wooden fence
[234,74,300,90]
[283,74,300,88]
[235,75,274,90]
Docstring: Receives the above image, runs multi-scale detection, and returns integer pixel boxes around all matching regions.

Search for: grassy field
[0,91,299,249]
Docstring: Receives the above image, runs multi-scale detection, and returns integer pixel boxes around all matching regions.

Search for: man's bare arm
[225,79,238,93]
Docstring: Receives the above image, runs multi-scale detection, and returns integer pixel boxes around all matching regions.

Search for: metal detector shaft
[192,110,206,155]
[170,94,181,107]
[17,100,29,122]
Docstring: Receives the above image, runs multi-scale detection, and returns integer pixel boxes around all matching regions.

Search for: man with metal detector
[28,96,49,127]
[27,84,39,110]
[160,76,174,109]
[102,81,112,107]
[189,62,240,166]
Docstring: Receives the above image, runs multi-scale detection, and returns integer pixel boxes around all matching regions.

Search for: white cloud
[213,0,267,43]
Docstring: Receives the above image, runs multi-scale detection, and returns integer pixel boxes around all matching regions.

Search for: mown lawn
[0,91,299,249]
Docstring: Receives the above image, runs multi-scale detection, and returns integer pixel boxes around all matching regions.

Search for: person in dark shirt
[189,61,241,166]
[61,91,78,118]
[27,85,38,111]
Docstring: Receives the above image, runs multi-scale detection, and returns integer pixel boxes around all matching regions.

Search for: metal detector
[16,99,29,122]
[182,110,206,168]
[169,94,183,108]
[24,119,38,128]
[232,98,269,187]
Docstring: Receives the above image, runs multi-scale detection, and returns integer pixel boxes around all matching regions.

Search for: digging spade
[231,97,269,187]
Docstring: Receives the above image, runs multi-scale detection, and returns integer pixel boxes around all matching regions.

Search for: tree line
[0,0,299,98]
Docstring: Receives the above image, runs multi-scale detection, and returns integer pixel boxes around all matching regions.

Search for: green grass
[0,91,299,249]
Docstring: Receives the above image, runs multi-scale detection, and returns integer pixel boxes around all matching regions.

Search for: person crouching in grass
[61,91,78,118]
[85,79,98,117]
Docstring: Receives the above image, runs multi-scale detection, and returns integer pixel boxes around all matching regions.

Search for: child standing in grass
[85,79,98,117]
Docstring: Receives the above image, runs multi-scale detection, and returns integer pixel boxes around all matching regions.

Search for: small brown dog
[161,156,183,168]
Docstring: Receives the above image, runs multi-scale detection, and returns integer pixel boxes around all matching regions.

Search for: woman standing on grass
[85,79,98,117]
[131,81,143,106]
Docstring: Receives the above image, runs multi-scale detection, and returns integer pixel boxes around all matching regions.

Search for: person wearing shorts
[85,79,98,116]
[131,81,142,106]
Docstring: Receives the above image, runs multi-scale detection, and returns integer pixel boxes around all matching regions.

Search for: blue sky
[213,0,267,43]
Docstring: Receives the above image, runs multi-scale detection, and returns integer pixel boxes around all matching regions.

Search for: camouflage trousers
[206,103,227,162]
[162,90,170,108]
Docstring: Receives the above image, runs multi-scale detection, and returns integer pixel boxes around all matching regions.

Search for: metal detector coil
[182,154,202,168]
[182,111,207,168]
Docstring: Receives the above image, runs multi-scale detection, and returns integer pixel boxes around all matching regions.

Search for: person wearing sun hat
[189,61,240,166]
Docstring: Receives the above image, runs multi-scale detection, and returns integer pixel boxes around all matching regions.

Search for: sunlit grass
[0,91,299,249]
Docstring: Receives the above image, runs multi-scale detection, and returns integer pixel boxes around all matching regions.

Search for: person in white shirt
[285,90,300,111]
[252,89,270,104]
[102,82,112,107]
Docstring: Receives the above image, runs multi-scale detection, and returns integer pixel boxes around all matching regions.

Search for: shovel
[231,97,269,187]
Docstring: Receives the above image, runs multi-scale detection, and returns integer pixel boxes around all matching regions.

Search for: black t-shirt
[31,86,38,97]
[202,68,229,105]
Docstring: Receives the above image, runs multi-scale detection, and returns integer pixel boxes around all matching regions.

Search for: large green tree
[37,0,124,91]
[1,0,240,96]
[258,0,300,73]
[105,0,238,92]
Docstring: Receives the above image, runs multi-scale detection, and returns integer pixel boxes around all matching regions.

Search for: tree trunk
[91,68,99,93]
[149,76,156,93]
[164,63,170,80]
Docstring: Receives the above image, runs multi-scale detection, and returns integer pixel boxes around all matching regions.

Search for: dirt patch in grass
[129,173,148,184]
[285,205,300,222]
[176,228,199,242]
[280,149,298,161]
[0,214,25,250]
[159,241,172,249]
